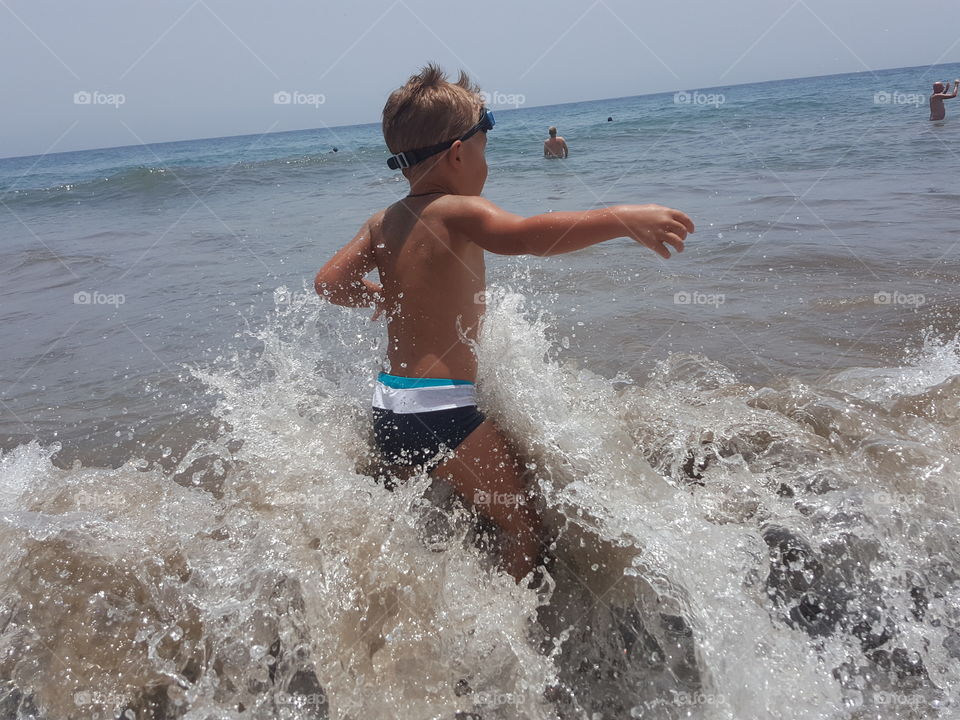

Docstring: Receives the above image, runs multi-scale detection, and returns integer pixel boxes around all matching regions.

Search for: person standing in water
[930,80,959,121]
[543,126,569,158]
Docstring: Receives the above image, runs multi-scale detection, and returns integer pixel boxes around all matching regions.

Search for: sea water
[1,64,959,719]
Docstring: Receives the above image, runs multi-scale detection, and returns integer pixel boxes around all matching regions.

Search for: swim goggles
[387,107,495,170]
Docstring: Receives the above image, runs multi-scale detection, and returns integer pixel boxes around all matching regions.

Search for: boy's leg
[431,419,542,581]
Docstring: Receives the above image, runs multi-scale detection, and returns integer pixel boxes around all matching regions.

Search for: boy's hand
[617,204,694,258]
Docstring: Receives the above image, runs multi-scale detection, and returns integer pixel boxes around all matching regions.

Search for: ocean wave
[0,150,373,209]
[0,165,185,208]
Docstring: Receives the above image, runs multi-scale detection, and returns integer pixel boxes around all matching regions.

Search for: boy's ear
[447,140,464,167]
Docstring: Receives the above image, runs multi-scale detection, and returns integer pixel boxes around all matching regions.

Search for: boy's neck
[407,179,455,196]
[406,165,462,197]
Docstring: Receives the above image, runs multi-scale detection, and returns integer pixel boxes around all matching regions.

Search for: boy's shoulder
[357,208,387,237]
[378,194,494,226]
[367,195,504,253]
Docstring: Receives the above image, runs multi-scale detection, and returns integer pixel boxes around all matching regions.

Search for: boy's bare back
[370,195,487,381]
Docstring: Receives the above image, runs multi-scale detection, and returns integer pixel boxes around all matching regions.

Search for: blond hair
[382,63,481,153]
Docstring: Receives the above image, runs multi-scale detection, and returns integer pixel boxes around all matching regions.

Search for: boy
[930,80,959,121]
[543,126,569,158]
[315,65,694,582]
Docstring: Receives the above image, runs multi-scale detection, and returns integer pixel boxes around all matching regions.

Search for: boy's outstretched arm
[315,220,383,311]
[450,197,694,259]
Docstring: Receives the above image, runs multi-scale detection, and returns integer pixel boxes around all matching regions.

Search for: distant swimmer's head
[382,63,491,192]
[548,126,557,137]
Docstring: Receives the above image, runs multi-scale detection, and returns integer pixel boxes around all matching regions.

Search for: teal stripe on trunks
[377,372,474,389]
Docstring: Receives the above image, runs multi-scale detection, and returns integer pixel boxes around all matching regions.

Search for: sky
[2,0,959,159]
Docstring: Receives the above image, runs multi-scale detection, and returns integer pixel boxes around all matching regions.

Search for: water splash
[1,289,958,718]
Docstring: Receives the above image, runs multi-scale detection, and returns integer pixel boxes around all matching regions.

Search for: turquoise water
[1,64,960,718]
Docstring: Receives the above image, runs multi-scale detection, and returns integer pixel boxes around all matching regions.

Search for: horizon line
[3,60,958,162]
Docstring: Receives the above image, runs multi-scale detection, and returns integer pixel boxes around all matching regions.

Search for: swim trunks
[371,372,485,471]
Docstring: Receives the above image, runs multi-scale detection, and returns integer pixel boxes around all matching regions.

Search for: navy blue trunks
[371,372,485,470]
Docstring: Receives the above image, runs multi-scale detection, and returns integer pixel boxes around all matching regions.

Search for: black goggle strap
[387,140,453,170]
[386,109,495,171]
